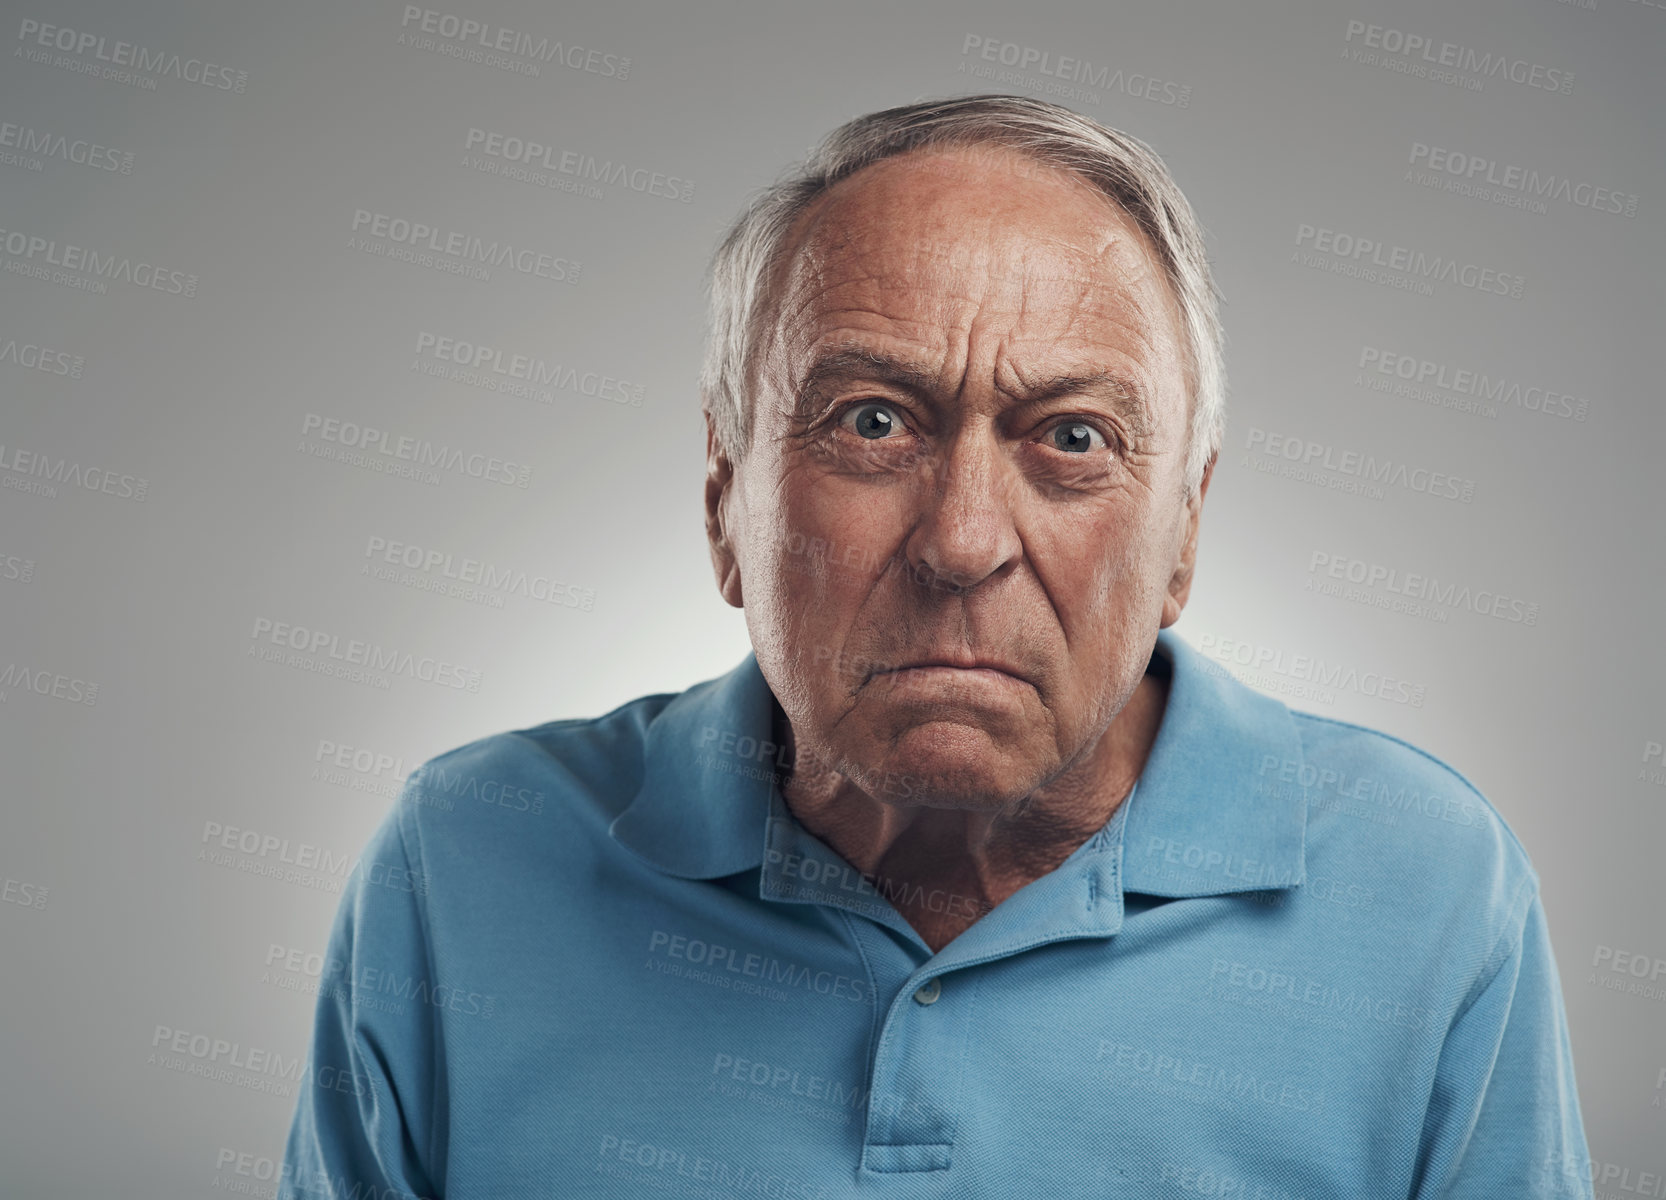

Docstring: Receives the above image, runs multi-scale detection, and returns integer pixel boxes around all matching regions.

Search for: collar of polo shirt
[609,628,1308,901]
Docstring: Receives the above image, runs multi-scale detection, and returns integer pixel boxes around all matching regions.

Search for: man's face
[706,146,1209,810]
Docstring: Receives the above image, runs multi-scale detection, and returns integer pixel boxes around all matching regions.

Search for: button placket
[861,968,980,1175]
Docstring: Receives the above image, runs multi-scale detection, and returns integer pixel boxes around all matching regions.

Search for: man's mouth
[869,657,1032,690]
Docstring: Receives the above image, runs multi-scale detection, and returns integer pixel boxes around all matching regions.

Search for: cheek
[1027,503,1176,625]
[783,472,906,563]
[744,484,916,718]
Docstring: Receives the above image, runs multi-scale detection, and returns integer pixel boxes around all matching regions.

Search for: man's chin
[851,722,1045,811]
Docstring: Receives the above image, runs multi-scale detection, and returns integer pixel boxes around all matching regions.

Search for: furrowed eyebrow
[1005,371,1158,441]
[791,347,1157,441]
[790,349,941,423]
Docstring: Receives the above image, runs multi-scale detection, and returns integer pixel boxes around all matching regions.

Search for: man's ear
[1159,452,1214,628]
[704,411,745,609]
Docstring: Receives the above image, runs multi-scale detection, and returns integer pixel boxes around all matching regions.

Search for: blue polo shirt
[278,629,1592,1199]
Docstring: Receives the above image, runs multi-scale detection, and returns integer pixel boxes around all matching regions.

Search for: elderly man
[280,96,1592,1199]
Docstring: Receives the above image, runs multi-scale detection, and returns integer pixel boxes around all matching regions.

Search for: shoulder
[388,689,676,862]
[1287,709,1539,956]
[425,689,674,796]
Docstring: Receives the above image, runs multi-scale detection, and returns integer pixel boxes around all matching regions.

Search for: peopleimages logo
[313,738,413,803]
[414,331,643,407]
[1294,223,1524,299]
[463,128,694,202]
[1356,347,1590,422]
[148,1024,302,1087]
[0,868,47,911]
[1208,960,1432,1030]
[1095,1041,1326,1113]
[1642,741,1666,789]
[397,7,630,79]
[364,534,595,611]
[594,1134,824,1200]
[298,412,532,488]
[0,226,198,296]
[263,943,497,1017]
[0,336,84,378]
[15,18,249,92]
[1342,20,1573,94]
[248,616,484,693]
[646,930,868,1002]
[0,120,133,173]
[1408,142,1638,218]
[1197,633,1428,708]
[0,553,36,584]
[0,440,149,501]
[957,34,1192,108]
[0,661,98,705]
[348,210,581,284]
[1244,428,1477,504]
[1308,551,1540,626]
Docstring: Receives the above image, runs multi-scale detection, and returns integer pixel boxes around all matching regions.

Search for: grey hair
[698,94,1225,495]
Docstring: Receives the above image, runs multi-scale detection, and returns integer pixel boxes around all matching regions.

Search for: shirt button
[913,978,942,1005]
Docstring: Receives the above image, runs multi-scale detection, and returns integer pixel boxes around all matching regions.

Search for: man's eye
[840,402,905,440]
[1047,421,1107,454]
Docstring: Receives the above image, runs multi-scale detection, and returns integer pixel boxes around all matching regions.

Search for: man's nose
[902,434,1023,594]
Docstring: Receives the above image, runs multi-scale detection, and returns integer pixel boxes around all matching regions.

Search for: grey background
[1,0,1662,1194]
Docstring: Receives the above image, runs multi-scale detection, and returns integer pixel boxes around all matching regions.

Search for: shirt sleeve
[1411,886,1594,1199]
[277,795,444,1200]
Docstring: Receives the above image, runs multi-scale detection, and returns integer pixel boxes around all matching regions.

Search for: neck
[775,667,1169,952]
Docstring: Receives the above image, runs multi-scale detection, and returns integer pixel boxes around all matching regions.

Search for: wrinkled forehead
[763,146,1185,379]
